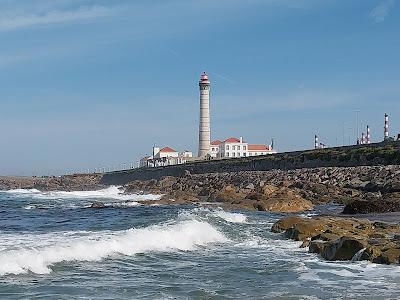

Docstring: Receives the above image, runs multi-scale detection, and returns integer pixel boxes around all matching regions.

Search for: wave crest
[0,220,227,275]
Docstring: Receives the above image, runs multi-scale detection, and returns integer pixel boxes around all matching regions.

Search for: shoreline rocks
[272,216,400,265]
[3,164,400,214]
[0,174,104,191]
[122,165,400,213]
[343,199,400,214]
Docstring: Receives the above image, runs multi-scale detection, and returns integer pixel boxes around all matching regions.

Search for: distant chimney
[239,136,243,143]
[366,125,371,144]
[384,113,389,140]
[361,132,365,144]
[314,134,319,149]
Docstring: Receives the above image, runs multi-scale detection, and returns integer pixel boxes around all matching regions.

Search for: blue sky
[0,0,399,175]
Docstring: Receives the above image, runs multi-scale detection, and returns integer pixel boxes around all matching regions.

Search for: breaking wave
[0,220,227,275]
[3,186,161,202]
[213,210,247,223]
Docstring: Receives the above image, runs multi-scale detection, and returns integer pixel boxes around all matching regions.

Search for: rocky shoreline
[122,165,400,213]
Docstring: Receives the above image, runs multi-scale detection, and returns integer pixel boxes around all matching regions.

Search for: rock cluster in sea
[272,215,400,265]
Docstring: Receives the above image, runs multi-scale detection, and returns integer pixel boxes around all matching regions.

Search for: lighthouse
[198,72,211,157]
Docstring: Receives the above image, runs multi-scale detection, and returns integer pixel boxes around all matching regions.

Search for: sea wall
[101,141,400,185]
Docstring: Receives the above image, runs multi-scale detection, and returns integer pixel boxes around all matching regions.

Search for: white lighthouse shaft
[198,72,211,157]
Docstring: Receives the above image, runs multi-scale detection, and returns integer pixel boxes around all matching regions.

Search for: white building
[210,140,222,158]
[248,144,274,156]
[210,137,276,158]
[153,147,179,159]
[139,146,193,168]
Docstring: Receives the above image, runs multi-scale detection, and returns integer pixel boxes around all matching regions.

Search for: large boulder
[90,201,106,208]
[321,237,367,261]
[271,216,305,233]
[256,185,313,212]
[256,197,313,213]
[373,247,400,264]
[212,185,247,202]
[284,219,327,241]
[343,199,400,214]
[271,216,327,240]
[309,240,327,254]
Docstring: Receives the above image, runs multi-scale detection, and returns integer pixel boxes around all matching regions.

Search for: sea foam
[0,220,227,275]
[3,186,161,202]
[213,210,247,223]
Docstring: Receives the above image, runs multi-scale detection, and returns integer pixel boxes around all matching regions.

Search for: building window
[226,145,229,150]
[243,146,246,150]
[244,153,247,157]
[237,152,240,157]
[226,153,229,157]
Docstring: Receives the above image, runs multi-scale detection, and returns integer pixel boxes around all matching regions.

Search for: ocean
[0,187,399,299]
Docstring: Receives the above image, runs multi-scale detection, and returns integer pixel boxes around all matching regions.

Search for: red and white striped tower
[314,134,319,149]
[366,125,371,144]
[384,113,389,140]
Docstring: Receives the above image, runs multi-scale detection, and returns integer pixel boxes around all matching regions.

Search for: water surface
[0,188,399,299]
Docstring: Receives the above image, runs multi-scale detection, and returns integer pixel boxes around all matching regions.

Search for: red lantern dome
[200,72,208,81]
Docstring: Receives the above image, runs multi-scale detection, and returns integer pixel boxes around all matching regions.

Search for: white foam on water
[4,188,41,194]
[23,205,36,210]
[213,210,247,223]
[296,256,400,296]
[4,186,161,209]
[3,186,161,202]
[0,220,228,275]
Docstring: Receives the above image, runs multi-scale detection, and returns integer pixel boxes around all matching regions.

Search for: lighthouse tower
[198,72,211,157]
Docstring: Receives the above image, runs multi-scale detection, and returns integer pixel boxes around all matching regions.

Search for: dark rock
[321,237,367,261]
[90,201,106,208]
[271,216,305,233]
[343,199,400,214]
[373,222,389,229]
[309,240,327,254]
[373,248,400,264]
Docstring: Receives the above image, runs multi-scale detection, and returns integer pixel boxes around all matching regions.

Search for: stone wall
[101,141,400,185]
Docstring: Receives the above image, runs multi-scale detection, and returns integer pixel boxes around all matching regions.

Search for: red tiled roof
[224,137,241,143]
[248,144,270,151]
[159,147,177,153]
[211,140,222,145]
[141,156,151,160]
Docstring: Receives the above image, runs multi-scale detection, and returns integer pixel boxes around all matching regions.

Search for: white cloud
[369,0,395,23]
[0,4,114,31]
